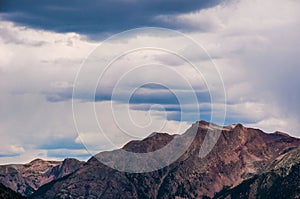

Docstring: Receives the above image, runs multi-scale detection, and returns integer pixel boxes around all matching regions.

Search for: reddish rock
[31,121,300,198]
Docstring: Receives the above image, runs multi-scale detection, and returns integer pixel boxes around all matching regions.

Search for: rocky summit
[27,121,300,199]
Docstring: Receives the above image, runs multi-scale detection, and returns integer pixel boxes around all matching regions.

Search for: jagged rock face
[31,121,300,199]
[0,158,84,196]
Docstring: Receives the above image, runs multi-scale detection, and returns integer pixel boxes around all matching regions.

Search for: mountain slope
[214,146,300,199]
[31,121,300,199]
[0,158,84,196]
[0,183,27,199]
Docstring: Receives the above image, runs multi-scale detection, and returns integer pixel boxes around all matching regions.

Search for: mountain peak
[29,158,45,164]
[198,120,211,126]
[122,132,175,153]
[272,131,291,137]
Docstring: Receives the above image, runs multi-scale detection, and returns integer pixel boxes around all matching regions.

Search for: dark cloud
[45,84,212,123]
[0,0,222,36]
[128,90,180,105]
[37,137,86,150]
[0,153,20,158]
[107,89,211,106]
[46,86,211,104]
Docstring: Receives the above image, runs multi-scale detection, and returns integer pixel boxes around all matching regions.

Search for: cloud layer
[0,0,300,163]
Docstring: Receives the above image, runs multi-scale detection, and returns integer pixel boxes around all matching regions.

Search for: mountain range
[0,121,299,198]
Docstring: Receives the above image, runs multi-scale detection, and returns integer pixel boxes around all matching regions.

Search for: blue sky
[0,0,300,163]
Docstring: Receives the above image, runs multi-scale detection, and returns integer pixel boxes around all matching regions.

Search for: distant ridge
[0,158,84,197]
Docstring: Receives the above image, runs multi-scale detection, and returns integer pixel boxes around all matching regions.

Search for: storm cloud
[0,0,222,35]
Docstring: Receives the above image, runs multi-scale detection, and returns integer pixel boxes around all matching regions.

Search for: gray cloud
[37,137,86,150]
[44,85,212,123]
[0,0,222,36]
[0,153,20,158]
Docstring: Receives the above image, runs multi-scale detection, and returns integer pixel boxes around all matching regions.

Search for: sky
[0,0,300,164]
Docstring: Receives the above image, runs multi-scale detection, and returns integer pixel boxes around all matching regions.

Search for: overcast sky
[0,0,300,164]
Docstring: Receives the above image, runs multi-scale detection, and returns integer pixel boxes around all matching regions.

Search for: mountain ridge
[29,121,300,198]
[214,145,300,199]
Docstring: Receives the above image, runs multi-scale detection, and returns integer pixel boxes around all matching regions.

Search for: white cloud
[0,21,98,163]
[0,145,25,156]
[245,117,300,135]
[9,145,25,153]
